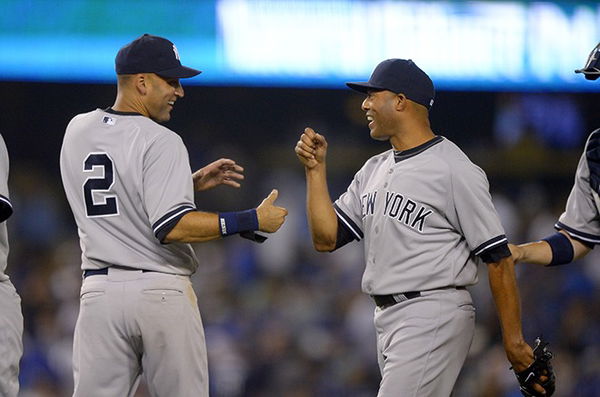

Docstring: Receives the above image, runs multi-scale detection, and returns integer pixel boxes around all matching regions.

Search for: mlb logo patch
[102,116,115,126]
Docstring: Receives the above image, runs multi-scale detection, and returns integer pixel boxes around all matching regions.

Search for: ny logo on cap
[172,44,180,61]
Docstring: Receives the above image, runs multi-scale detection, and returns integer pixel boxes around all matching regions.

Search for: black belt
[371,291,421,309]
[372,286,466,310]
[83,265,153,278]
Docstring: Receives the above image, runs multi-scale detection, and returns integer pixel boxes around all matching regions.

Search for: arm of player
[164,189,288,243]
[509,230,592,265]
[486,255,549,394]
[295,127,338,252]
[192,158,244,191]
[163,211,221,243]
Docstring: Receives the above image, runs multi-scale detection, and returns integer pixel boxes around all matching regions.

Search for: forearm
[305,165,338,251]
[163,211,222,243]
[516,241,552,265]
[487,256,525,349]
[517,231,591,265]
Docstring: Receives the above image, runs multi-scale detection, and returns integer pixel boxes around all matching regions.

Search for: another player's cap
[115,34,201,78]
[575,42,600,81]
[346,59,435,109]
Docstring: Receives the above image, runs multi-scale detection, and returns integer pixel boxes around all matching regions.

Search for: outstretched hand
[256,189,288,233]
[193,158,244,191]
[295,127,328,169]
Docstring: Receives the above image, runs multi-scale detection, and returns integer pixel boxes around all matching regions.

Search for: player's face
[361,90,399,141]
[144,74,184,122]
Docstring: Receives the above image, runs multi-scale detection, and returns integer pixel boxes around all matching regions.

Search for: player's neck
[113,94,149,118]
[389,128,435,151]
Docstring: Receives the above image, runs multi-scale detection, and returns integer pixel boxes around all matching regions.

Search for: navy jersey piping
[153,205,197,242]
[104,107,145,117]
[472,235,508,256]
[393,136,444,163]
[555,221,600,245]
[333,203,363,240]
[0,194,13,223]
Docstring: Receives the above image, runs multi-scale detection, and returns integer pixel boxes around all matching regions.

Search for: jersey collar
[393,135,444,163]
[104,107,144,117]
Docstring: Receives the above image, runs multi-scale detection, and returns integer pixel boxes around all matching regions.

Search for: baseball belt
[372,286,467,309]
[83,264,154,278]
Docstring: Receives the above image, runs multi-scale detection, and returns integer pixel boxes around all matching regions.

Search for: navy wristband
[542,232,574,266]
[218,209,259,236]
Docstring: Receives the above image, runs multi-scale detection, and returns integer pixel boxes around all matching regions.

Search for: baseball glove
[513,336,556,396]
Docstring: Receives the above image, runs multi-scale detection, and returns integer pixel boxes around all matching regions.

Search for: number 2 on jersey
[83,153,119,217]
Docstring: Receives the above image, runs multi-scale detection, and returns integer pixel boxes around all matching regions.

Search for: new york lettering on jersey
[360,190,433,233]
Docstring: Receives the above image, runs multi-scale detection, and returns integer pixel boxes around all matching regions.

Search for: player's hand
[256,189,288,233]
[192,158,244,191]
[506,341,548,395]
[508,243,523,263]
[295,127,328,169]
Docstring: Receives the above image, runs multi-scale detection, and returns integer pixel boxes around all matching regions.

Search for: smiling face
[142,74,184,122]
[361,89,401,141]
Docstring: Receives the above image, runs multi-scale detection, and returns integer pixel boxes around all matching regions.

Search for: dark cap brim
[575,67,600,74]
[575,67,600,80]
[156,65,202,79]
[346,82,387,93]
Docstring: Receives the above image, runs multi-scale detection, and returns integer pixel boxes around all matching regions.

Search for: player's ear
[395,93,408,111]
[134,73,148,95]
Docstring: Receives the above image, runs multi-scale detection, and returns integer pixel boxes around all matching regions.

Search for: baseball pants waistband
[371,286,467,310]
[83,265,154,278]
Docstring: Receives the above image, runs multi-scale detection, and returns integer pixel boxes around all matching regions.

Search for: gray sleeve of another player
[332,169,365,248]
[0,135,12,222]
[143,133,197,242]
[556,137,600,244]
[449,160,508,260]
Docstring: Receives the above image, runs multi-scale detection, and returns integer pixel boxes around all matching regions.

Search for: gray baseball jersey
[556,129,600,243]
[62,109,209,396]
[60,108,199,274]
[333,136,508,295]
[331,135,506,396]
[0,133,23,397]
[0,134,13,280]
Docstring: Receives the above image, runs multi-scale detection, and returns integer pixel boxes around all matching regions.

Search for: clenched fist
[295,127,328,169]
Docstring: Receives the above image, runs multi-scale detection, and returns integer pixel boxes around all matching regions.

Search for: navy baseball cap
[575,42,600,81]
[346,59,435,109]
[115,34,201,78]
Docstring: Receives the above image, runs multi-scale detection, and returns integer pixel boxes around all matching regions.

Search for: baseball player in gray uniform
[60,34,287,397]
[511,42,600,267]
[0,134,22,397]
[295,59,546,396]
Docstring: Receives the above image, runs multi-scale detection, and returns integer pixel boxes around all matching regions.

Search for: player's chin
[153,111,172,123]
[369,129,389,141]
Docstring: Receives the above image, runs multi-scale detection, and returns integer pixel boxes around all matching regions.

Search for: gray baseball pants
[73,267,208,397]
[374,287,475,397]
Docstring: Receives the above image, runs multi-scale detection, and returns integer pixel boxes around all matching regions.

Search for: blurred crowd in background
[2,82,600,396]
